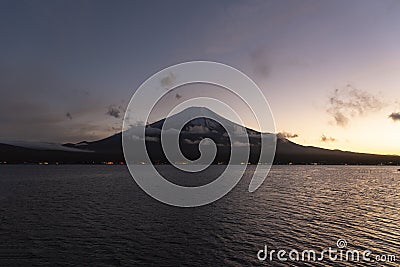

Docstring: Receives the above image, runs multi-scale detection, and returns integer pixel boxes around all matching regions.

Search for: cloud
[0,63,127,142]
[160,72,176,88]
[326,85,385,127]
[106,105,124,119]
[66,112,72,120]
[321,134,336,142]
[233,125,247,136]
[187,125,210,134]
[233,140,250,147]
[388,112,400,122]
[331,112,349,127]
[183,138,200,145]
[145,136,159,142]
[277,131,299,139]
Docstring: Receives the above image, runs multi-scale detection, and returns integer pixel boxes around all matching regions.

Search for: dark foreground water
[0,165,399,266]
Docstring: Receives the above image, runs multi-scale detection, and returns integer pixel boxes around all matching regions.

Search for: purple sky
[0,0,399,154]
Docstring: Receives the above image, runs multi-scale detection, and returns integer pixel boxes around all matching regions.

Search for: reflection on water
[0,165,399,266]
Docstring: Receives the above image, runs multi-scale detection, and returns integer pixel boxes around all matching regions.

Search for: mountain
[1,107,400,165]
[0,140,90,152]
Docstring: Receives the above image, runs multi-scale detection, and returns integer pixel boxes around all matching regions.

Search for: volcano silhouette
[1,107,400,165]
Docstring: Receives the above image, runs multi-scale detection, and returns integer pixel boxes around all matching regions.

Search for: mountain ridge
[1,107,399,165]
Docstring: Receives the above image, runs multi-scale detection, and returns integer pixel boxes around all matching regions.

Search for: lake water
[0,165,399,266]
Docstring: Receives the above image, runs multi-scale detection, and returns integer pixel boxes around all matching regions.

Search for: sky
[0,0,400,155]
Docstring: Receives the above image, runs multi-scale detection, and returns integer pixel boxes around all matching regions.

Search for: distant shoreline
[1,162,399,166]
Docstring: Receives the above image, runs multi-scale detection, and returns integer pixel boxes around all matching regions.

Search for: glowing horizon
[0,0,399,156]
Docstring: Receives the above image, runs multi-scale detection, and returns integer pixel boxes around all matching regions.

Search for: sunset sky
[0,0,400,155]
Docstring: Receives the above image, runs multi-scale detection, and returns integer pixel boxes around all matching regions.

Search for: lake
[0,165,399,266]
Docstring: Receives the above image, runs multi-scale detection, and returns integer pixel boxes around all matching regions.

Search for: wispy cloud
[187,125,210,134]
[145,136,159,142]
[183,138,200,145]
[160,72,176,88]
[388,112,400,122]
[0,63,125,142]
[327,85,385,127]
[277,131,299,139]
[321,134,336,142]
[106,105,124,119]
